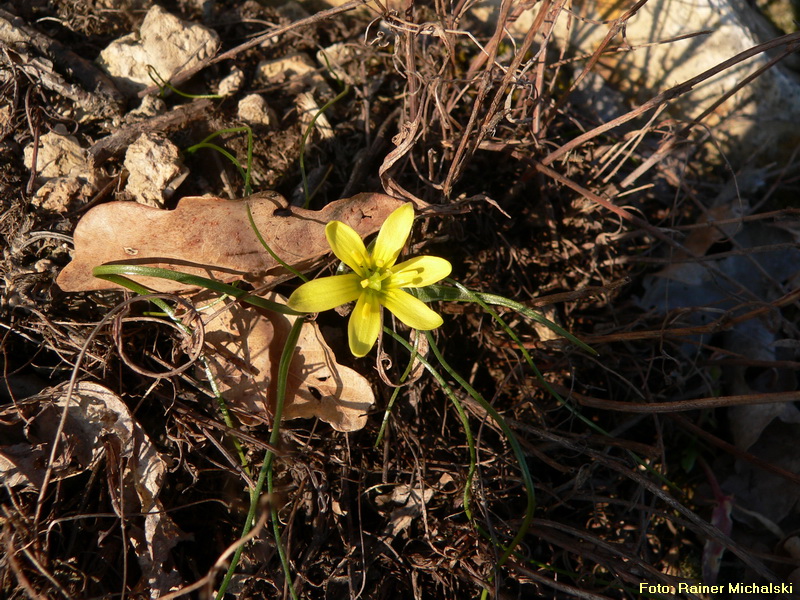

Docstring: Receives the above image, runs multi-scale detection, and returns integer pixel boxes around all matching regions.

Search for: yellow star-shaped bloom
[287,203,451,357]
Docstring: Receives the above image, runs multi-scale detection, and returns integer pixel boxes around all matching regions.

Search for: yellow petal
[371,203,414,268]
[287,274,361,313]
[381,288,443,330]
[388,256,452,289]
[348,291,382,357]
[326,221,370,276]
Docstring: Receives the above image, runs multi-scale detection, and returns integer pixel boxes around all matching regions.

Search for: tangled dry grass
[2,0,800,598]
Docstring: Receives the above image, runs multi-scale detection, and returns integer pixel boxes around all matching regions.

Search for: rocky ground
[2,0,800,598]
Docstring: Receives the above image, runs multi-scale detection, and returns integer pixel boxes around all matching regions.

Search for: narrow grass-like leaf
[245,202,308,283]
[92,273,255,498]
[92,265,302,315]
[185,126,254,195]
[216,317,304,600]
[383,328,477,523]
[438,283,685,492]
[375,334,420,447]
[411,282,596,355]
[424,331,536,567]
[147,64,223,99]
[299,84,350,208]
[266,317,303,600]
[447,279,606,433]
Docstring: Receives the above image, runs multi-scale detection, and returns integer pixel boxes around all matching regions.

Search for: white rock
[0,104,11,130]
[469,1,535,37]
[555,0,800,163]
[24,128,94,182]
[317,42,361,86]
[255,53,331,96]
[296,92,334,140]
[217,66,245,97]
[123,133,188,208]
[97,5,219,96]
[237,94,276,127]
[128,95,167,120]
[31,177,95,213]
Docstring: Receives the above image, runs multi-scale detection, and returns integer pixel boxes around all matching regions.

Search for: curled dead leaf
[203,293,374,432]
[57,191,405,292]
[0,382,185,596]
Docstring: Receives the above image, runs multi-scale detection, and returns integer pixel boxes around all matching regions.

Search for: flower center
[360,267,392,292]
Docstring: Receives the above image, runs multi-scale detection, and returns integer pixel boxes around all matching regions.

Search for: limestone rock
[217,66,245,97]
[237,94,276,127]
[128,95,167,121]
[97,5,219,96]
[123,133,188,208]
[317,42,362,86]
[31,178,95,213]
[24,128,92,181]
[555,0,800,163]
[255,53,331,96]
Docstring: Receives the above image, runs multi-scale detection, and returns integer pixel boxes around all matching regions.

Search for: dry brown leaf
[57,191,405,292]
[0,381,137,488]
[203,293,373,432]
[0,382,185,596]
[374,483,434,538]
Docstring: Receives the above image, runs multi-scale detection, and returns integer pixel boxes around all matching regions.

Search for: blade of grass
[423,331,536,567]
[147,64,223,100]
[446,279,607,434]
[382,327,477,524]
[374,333,420,447]
[299,84,350,208]
[245,202,308,283]
[89,274,256,498]
[92,265,302,315]
[435,281,684,497]
[185,126,254,196]
[411,282,596,355]
[215,317,304,600]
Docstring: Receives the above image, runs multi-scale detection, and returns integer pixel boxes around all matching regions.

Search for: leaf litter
[0,382,186,597]
[58,191,405,292]
[203,292,373,432]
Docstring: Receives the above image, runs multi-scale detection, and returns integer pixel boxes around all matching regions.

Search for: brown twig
[88,99,213,167]
[672,415,800,489]
[0,7,123,107]
[513,421,780,583]
[582,286,800,345]
[541,30,800,167]
[137,0,369,97]
[543,0,651,127]
[566,387,800,413]
[442,0,554,197]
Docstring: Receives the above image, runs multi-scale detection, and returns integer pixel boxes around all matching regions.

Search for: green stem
[425,331,536,567]
[147,64,223,99]
[299,85,350,208]
[374,334,420,447]
[382,328,477,524]
[87,274,256,500]
[245,203,308,283]
[184,126,254,195]
[215,317,304,600]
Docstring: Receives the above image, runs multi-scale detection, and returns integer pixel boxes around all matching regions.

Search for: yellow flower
[287,203,451,357]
